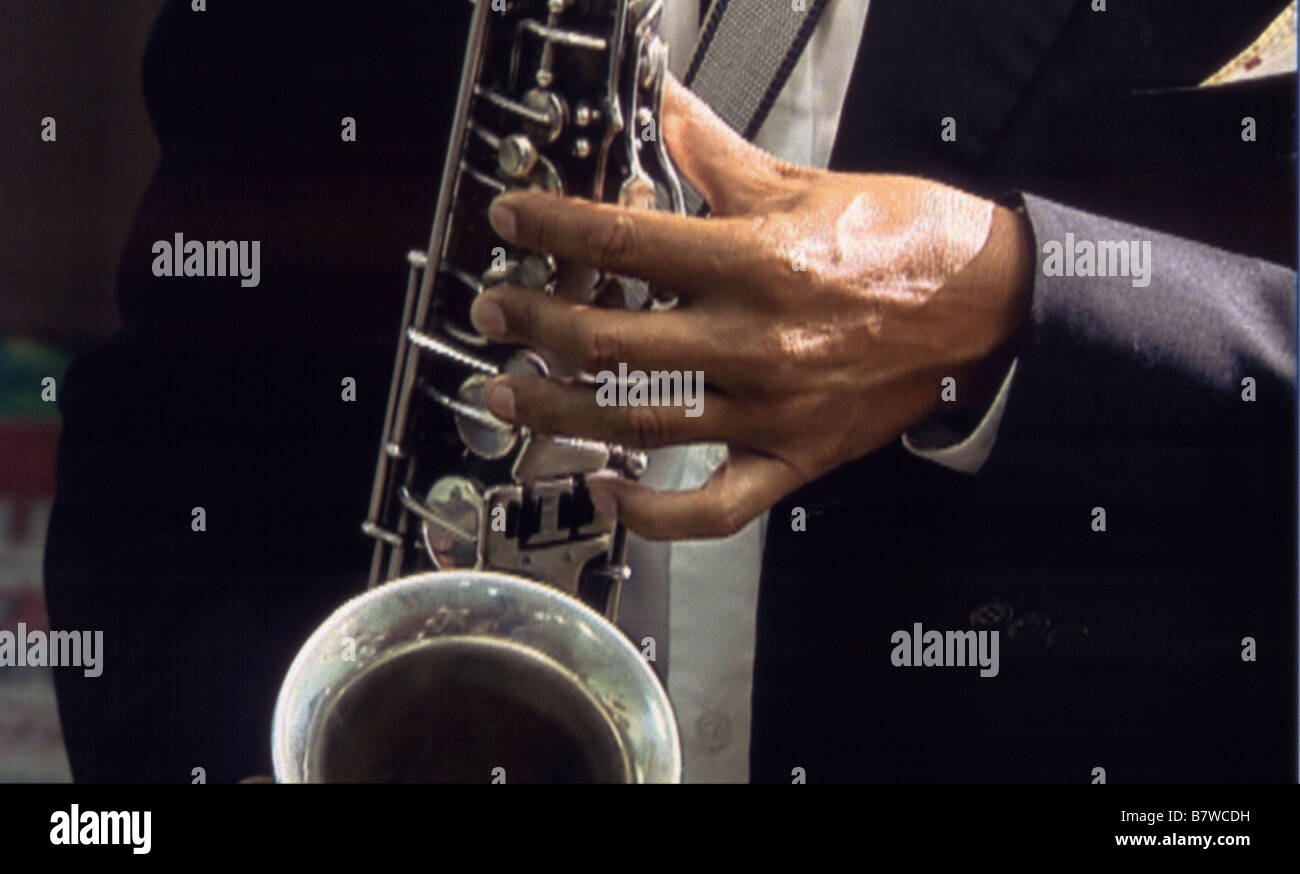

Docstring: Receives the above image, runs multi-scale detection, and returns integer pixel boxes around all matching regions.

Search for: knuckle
[530,403,564,437]
[520,381,574,437]
[769,156,813,184]
[755,324,803,390]
[536,200,565,253]
[767,242,804,284]
[590,213,637,270]
[625,404,666,449]
[704,490,747,538]
[507,380,542,426]
[581,320,624,373]
[514,292,541,343]
[750,218,808,282]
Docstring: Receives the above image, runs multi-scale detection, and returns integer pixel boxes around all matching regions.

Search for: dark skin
[471,75,1036,542]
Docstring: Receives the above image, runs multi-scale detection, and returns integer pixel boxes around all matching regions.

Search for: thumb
[588,448,802,541]
[661,74,810,216]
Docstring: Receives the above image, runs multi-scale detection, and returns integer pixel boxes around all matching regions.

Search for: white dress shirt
[641,0,1017,783]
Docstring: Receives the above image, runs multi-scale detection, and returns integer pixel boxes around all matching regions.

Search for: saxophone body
[272,0,684,784]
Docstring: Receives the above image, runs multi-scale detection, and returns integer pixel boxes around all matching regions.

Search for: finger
[487,190,753,299]
[470,284,735,378]
[661,73,813,216]
[482,374,736,449]
[588,448,804,541]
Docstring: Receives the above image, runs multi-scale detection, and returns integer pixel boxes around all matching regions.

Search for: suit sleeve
[990,193,1294,463]
[903,191,1294,473]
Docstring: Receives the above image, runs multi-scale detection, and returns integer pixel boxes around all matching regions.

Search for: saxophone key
[406,478,484,570]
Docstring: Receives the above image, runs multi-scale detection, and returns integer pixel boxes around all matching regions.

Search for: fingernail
[589,484,617,519]
[485,380,515,421]
[489,199,517,240]
[470,296,507,338]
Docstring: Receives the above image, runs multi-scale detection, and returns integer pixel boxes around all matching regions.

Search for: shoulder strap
[680,0,831,213]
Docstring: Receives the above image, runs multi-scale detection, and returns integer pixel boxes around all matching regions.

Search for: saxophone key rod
[459,160,508,194]
[519,19,610,52]
[363,248,428,528]
[405,327,500,376]
[440,264,485,295]
[420,383,511,431]
[397,486,478,545]
[472,85,555,127]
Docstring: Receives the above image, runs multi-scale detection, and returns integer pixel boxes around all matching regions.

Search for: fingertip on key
[488,199,518,241]
[470,295,507,339]
[588,481,618,519]
[484,378,516,421]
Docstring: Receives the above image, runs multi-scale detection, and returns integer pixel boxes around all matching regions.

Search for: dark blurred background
[1,0,167,781]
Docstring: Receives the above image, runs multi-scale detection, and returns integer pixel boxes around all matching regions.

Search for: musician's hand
[471,75,1034,541]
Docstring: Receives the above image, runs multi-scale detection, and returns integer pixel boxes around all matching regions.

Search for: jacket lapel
[830,0,1083,175]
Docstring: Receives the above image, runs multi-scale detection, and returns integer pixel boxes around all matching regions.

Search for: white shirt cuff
[901,359,1019,474]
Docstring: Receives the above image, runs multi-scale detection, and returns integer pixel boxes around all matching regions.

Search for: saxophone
[271,0,684,783]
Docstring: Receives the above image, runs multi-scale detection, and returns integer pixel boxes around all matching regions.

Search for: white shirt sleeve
[901,359,1019,475]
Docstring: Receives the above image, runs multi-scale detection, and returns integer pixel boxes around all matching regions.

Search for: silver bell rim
[272,570,681,783]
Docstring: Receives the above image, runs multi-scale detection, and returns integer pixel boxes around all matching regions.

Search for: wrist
[945,202,1034,414]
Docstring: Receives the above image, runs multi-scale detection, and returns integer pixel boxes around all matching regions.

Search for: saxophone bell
[273,572,680,783]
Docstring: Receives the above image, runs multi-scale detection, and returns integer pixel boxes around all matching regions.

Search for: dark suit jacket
[45,0,1296,782]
